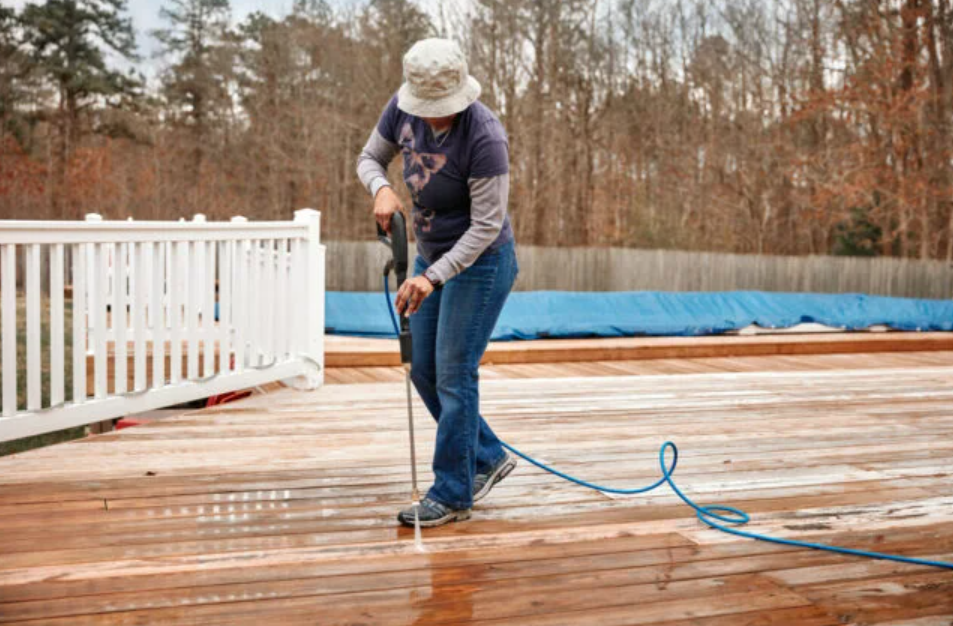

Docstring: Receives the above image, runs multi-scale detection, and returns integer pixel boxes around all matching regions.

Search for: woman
[356,38,518,527]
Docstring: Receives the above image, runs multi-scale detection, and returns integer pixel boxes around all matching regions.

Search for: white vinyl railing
[0,209,325,443]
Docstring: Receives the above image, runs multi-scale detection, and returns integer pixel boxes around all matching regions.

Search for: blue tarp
[326,291,953,341]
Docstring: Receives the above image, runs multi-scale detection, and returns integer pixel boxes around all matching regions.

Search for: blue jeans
[409,240,519,509]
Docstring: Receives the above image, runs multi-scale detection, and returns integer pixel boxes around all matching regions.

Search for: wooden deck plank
[794,571,953,625]
[1,355,951,623]
[4,545,837,623]
[326,350,953,384]
[326,332,953,367]
[0,573,812,625]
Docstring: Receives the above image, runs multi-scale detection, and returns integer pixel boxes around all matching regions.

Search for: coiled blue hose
[383,288,953,571]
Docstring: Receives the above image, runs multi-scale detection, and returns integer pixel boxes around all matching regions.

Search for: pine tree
[152,0,233,182]
[20,0,139,217]
[360,0,433,93]
[0,7,31,144]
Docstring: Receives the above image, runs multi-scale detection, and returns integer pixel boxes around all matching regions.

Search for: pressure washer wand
[403,363,419,503]
[377,214,423,543]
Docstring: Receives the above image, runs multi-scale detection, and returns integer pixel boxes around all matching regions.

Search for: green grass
[0,427,87,456]
[0,294,85,457]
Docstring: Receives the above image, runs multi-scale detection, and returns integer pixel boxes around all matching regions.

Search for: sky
[10,0,310,64]
[7,0,465,43]
[9,0,464,81]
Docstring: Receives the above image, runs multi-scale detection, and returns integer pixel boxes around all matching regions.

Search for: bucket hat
[398,38,482,118]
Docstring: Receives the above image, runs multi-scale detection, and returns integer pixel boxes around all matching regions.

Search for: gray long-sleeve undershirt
[356,128,509,285]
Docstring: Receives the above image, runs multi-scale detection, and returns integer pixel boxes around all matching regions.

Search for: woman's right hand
[374,186,403,234]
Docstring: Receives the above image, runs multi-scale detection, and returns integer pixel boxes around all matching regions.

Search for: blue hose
[383,289,953,571]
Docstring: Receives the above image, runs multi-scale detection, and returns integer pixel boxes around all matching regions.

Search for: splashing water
[413,503,426,553]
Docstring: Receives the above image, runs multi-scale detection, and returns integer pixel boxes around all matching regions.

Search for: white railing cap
[294,208,321,223]
[0,219,307,245]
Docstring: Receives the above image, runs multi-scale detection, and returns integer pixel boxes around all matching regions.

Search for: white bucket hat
[397,38,482,118]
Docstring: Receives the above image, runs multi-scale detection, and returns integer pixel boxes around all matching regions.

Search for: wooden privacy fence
[0,210,325,443]
[326,241,953,299]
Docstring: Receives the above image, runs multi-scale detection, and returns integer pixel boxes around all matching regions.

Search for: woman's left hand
[396,276,435,317]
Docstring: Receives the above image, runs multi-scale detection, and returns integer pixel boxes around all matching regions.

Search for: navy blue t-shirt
[376,95,514,264]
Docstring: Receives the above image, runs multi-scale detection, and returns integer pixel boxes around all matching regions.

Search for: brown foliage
[0,0,951,260]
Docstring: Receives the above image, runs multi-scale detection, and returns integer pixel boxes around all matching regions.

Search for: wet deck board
[0,358,951,623]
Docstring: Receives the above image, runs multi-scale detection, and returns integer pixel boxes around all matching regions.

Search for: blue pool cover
[326,291,953,340]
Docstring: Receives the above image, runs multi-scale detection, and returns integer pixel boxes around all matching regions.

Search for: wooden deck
[1,339,952,624]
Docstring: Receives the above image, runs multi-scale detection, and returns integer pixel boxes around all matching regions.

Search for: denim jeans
[409,240,519,510]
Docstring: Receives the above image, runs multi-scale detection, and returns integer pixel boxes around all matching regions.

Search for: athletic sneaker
[473,452,517,503]
[397,497,471,528]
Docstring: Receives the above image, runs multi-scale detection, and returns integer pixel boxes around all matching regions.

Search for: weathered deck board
[0,357,951,623]
[326,349,953,384]
[326,332,953,367]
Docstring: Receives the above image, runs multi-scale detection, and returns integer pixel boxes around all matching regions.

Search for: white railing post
[291,208,324,389]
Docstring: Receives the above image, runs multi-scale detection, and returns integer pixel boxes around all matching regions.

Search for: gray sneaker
[473,452,517,503]
[397,497,471,528]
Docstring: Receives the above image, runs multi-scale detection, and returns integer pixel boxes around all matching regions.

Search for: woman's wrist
[423,268,442,288]
[371,179,392,199]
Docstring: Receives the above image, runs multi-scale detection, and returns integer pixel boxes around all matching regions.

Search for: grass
[0,293,85,457]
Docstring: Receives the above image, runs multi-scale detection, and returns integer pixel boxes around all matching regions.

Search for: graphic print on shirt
[414,207,435,233]
[398,123,447,200]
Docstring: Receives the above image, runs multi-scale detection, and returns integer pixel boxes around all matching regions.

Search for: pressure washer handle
[399,328,413,366]
[376,212,409,286]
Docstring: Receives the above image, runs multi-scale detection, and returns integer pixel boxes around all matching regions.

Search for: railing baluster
[249,239,260,367]
[1,244,16,416]
[264,239,272,363]
[114,242,128,395]
[274,239,283,360]
[233,239,247,372]
[152,242,165,388]
[275,239,288,361]
[50,244,65,406]
[256,239,266,365]
[72,243,86,404]
[275,239,289,361]
[205,241,215,376]
[85,223,97,337]
[143,242,152,341]
[170,241,184,384]
[134,242,147,391]
[261,239,274,363]
[282,239,295,359]
[94,243,109,399]
[273,239,281,360]
[25,244,41,410]
[188,241,200,380]
[220,240,232,374]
